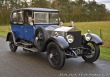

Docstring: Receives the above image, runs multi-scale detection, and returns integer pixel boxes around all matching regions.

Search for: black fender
[45,36,69,50]
[90,34,103,45]
[6,32,12,41]
[6,31,17,43]
[82,34,103,45]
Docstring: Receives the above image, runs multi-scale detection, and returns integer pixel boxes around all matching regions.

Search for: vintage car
[6,8,103,70]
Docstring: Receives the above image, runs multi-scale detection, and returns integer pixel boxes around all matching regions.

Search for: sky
[27,0,110,10]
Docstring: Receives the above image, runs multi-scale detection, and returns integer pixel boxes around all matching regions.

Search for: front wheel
[47,42,65,70]
[82,42,100,63]
[9,35,17,52]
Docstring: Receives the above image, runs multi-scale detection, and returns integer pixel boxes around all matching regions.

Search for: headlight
[85,34,91,41]
[66,34,74,43]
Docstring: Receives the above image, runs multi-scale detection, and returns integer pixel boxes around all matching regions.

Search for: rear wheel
[82,42,100,63]
[9,35,17,52]
[47,42,65,70]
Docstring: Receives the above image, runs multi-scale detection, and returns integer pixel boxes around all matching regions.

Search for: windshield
[34,12,59,24]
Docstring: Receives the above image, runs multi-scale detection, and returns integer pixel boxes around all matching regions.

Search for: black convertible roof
[13,8,59,12]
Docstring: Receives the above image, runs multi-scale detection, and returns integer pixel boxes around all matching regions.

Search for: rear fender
[6,31,16,43]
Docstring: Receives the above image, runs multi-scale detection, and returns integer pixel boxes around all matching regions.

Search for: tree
[86,0,106,21]
[0,0,110,25]
[31,0,50,8]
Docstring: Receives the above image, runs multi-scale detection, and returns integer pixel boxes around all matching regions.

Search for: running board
[23,47,38,52]
[16,42,33,48]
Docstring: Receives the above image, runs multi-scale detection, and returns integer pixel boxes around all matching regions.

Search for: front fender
[90,34,103,45]
[46,36,69,50]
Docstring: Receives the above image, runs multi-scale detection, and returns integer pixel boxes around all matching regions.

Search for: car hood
[45,25,80,32]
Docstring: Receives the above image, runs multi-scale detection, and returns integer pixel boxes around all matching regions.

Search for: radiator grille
[67,31,81,48]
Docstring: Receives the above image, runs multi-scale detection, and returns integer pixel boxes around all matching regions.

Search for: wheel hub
[49,53,53,59]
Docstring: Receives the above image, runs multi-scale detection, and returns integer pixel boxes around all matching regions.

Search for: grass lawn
[0,21,110,60]
[0,25,10,37]
[100,46,110,60]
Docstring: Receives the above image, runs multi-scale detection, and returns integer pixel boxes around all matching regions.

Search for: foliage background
[0,0,110,24]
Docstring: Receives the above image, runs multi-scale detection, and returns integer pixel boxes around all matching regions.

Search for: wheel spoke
[84,43,96,58]
[38,32,44,40]
[49,47,60,65]
[47,42,65,69]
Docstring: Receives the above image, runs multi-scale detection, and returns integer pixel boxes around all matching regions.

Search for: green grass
[0,21,110,60]
[100,46,110,60]
[0,25,10,37]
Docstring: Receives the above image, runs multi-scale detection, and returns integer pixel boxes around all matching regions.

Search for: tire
[82,42,100,63]
[35,27,48,51]
[9,35,17,52]
[47,42,65,70]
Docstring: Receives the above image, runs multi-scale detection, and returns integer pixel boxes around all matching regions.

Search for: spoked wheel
[47,42,65,70]
[82,42,100,63]
[9,35,17,52]
[35,27,47,51]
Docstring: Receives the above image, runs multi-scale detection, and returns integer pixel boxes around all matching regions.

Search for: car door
[11,10,25,39]
[23,10,34,42]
